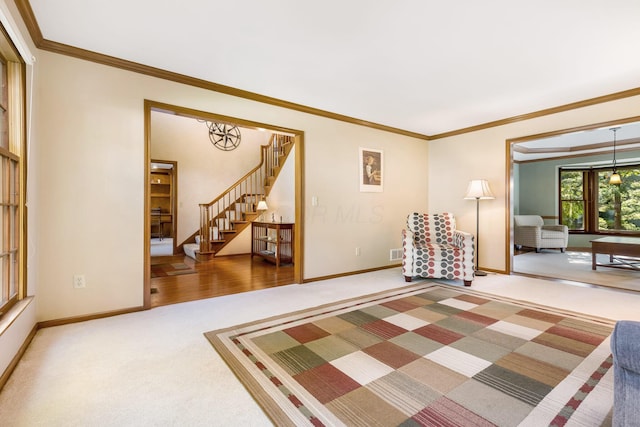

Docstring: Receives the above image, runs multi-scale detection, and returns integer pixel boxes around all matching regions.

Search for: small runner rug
[204,283,615,426]
[150,262,196,278]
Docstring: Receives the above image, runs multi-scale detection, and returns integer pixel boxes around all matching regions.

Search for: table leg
[592,250,597,270]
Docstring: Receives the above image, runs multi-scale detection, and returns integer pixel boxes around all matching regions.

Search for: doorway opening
[507,117,640,291]
[144,100,304,308]
[150,160,177,257]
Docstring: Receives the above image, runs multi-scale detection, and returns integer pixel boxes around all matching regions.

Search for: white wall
[263,145,296,224]
[428,95,640,273]
[150,112,271,246]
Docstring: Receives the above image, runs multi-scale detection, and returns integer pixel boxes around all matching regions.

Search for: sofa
[513,215,568,253]
[611,320,640,426]
[402,212,475,286]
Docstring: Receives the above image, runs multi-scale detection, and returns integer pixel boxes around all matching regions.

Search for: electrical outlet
[73,274,86,289]
[355,247,361,256]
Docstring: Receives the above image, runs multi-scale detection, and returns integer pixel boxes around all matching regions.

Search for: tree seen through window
[560,167,640,233]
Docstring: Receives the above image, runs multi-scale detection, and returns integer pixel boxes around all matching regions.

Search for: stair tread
[194,135,293,262]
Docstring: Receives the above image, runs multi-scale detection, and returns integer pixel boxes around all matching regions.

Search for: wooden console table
[591,236,640,271]
[251,222,294,267]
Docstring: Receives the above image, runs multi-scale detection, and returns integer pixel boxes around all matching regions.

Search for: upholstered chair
[514,215,568,253]
[402,212,475,286]
[611,320,640,427]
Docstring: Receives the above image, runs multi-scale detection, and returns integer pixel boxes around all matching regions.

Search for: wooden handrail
[203,144,269,208]
[197,134,293,255]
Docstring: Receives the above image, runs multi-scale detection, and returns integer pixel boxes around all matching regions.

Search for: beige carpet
[3,269,640,426]
[513,251,640,292]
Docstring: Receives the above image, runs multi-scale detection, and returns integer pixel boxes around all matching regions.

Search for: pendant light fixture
[609,127,622,185]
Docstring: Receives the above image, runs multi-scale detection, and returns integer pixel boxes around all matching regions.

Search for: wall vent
[390,248,403,261]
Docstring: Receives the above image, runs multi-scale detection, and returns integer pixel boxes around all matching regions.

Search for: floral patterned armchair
[402,212,475,286]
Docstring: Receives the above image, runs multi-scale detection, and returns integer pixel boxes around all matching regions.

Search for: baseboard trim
[37,305,147,329]
[0,322,37,392]
[302,264,511,283]
[1,304,147,392]
[302,264,401,284]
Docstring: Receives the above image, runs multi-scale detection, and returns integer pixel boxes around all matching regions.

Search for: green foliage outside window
[560,167,640,233]
[597,169,640,231]
[560,171,584,230]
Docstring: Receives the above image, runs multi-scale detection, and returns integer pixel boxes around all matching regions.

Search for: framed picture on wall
[359,147,383,192]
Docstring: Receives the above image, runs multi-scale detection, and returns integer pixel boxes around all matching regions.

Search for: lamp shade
[610,172,622,185]
[256,200,268,211]
[464,179,495,200]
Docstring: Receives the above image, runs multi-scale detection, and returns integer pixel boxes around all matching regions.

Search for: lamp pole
[464,179,494,277]
[474,196,486,276]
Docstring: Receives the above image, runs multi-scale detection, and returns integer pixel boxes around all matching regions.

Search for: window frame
[0,23,26,318]
[559,165,640,236]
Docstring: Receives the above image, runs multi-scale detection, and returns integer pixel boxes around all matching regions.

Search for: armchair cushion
[611,320,640,426]
[402,213,474,285]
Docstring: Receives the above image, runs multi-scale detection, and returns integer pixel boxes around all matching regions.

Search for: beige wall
[428,95,640,273]
[31,45,640,322]
[33,50,428,321]
[3,0,640,379]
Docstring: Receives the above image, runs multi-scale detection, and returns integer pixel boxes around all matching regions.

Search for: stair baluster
[193,134,293,260]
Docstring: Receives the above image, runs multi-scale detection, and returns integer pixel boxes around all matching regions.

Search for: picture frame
[359,147,383,192]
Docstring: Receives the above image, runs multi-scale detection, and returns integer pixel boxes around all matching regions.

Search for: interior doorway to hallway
[143,100,304,308]
[150,160,177,257]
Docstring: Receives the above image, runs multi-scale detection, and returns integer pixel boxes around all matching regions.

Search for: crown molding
[14,1,428,141]
[14,0,640,141]
[429,87,640,140]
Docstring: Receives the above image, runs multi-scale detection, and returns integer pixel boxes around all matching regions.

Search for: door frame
[506,116,640,277]
[143,99,305,308]
[150,159,178,256]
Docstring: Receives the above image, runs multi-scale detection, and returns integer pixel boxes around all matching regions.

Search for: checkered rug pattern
[205,283,614,426]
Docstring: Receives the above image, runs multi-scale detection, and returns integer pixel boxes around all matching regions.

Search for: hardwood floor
[150,254,295,308]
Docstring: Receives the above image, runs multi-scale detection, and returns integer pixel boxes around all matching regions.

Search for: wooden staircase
[189,134,294,261]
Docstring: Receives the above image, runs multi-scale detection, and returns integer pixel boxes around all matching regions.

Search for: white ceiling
[27,0,640,137]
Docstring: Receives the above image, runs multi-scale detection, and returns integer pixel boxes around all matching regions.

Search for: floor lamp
[464,179,495,276]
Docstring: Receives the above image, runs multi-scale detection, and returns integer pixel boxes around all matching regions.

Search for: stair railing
[198,134,293,255]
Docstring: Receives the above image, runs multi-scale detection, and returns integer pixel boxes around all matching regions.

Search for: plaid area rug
[205,283,615,426]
